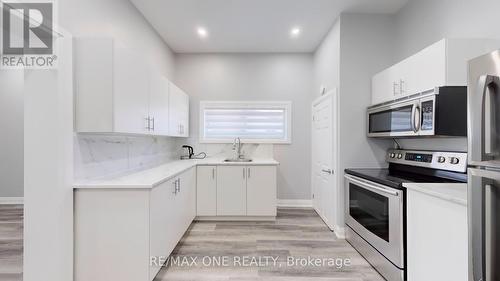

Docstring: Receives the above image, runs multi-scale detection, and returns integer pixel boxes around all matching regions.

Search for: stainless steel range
[344,149,468,281]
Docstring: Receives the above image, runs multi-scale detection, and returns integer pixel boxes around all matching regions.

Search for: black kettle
[181,145,194,159]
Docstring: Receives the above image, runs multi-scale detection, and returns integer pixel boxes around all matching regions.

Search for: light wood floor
[0,206,384,281]
[0,205,23,281]
[155,208,384,281]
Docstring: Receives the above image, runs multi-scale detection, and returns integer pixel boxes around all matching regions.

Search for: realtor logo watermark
[1,1,57,69]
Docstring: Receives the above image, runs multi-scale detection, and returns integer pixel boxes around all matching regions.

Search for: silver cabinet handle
[145,117,151,131]
[345,175,399,196]
[247,167,250,178]
[151,117,155,131]
[212,168,215,180]
[172,179,177,194]
[400,79,405,95]
[321,169,333,174]
[243,168,246,179]
[177,178,181,192]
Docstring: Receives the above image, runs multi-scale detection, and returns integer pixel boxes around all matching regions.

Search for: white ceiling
[130,0,409,53]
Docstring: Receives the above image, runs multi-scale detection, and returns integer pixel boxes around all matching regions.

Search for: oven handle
[345,175,400,196]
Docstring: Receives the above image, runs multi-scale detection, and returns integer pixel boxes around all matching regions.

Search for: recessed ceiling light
[197,27,208,38]
[290,27,301,38]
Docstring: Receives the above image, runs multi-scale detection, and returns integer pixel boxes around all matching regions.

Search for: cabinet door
[217,166,247,216]
[168,82,189,137]
[74,38,114,132]
[149,73,169,135]
[246,166,277,216]
[372,68,397,105]
[412,39,446,94]
[149,178,178,279]
[113,47,150,134]
[407,189,468,281]
[179,168,196,231]
[196,166,217,216]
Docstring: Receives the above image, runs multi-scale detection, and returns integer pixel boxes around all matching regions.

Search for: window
[200,101,292,143]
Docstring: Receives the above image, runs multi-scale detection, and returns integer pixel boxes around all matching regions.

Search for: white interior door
[311,91,336,230]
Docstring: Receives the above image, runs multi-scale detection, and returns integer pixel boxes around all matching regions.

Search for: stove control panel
[387,149,467,173]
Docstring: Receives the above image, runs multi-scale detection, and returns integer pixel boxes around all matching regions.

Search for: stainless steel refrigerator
[468,50,500,281]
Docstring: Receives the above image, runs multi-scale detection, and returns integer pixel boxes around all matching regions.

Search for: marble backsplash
[74,134,181,181]
[74,133,274,181]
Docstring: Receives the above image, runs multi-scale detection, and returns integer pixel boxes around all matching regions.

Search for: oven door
[367,98,421,137]
[344,174,404,268]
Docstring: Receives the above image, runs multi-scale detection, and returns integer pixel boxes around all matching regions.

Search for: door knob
[321,169,333,174]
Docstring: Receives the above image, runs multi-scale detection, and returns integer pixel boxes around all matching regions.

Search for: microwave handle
[479,75,500,157]
[411,103,421,133]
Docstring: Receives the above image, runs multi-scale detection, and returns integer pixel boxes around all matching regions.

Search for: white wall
[395,0,500,62]
[60,0,182,180]
[0,70,24,198]
[61,0,176,78]
[313,18,340,96]
[338,14,395,170]
[175,53,314,200]
[313,13,394,232]
[391,0,500,152]
[23,2,179,281]
[24,36,74,281]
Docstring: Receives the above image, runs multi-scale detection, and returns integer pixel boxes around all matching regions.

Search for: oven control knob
[450,157,460,165]
[437,156,446,163]
[397,153,403,159]
[390,153,396,158]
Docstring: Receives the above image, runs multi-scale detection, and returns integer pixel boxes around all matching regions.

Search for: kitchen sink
[224,158,253,162]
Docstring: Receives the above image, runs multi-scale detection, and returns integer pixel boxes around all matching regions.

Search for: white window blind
[200,102,292,143]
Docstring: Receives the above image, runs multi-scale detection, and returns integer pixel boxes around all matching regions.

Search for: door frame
[311,88,339,232]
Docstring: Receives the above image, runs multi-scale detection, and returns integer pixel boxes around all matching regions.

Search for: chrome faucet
[232,137,243,159]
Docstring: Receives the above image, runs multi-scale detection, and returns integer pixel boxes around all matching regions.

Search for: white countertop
[74,158,279,189]
[403,182,467,206]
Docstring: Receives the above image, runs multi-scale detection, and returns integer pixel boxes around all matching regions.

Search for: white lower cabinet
[149,177,178,278]
[197,165,277,218]
[246,166,277,216]
[217,166,247,216]
[196,166,217,216]
[406,189,468,281]
[74,167,196,281]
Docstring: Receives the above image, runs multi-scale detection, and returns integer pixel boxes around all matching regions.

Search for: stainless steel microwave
[367,86,467,138]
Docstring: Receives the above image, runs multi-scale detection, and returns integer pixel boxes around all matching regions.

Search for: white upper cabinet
[148,73,170,136]
[372,38,500,105]
[168,82,189,137]
[113,46,150,134]
[74,38,189,137]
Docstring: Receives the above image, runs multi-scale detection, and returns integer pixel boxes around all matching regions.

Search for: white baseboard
[333,225,346,239]
[0,197,24,205]
[277,199,312,208]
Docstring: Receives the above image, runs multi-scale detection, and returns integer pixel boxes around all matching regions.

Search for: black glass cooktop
[345,164,467,190]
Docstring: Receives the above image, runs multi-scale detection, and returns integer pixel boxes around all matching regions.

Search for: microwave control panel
[421,100,434,131]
